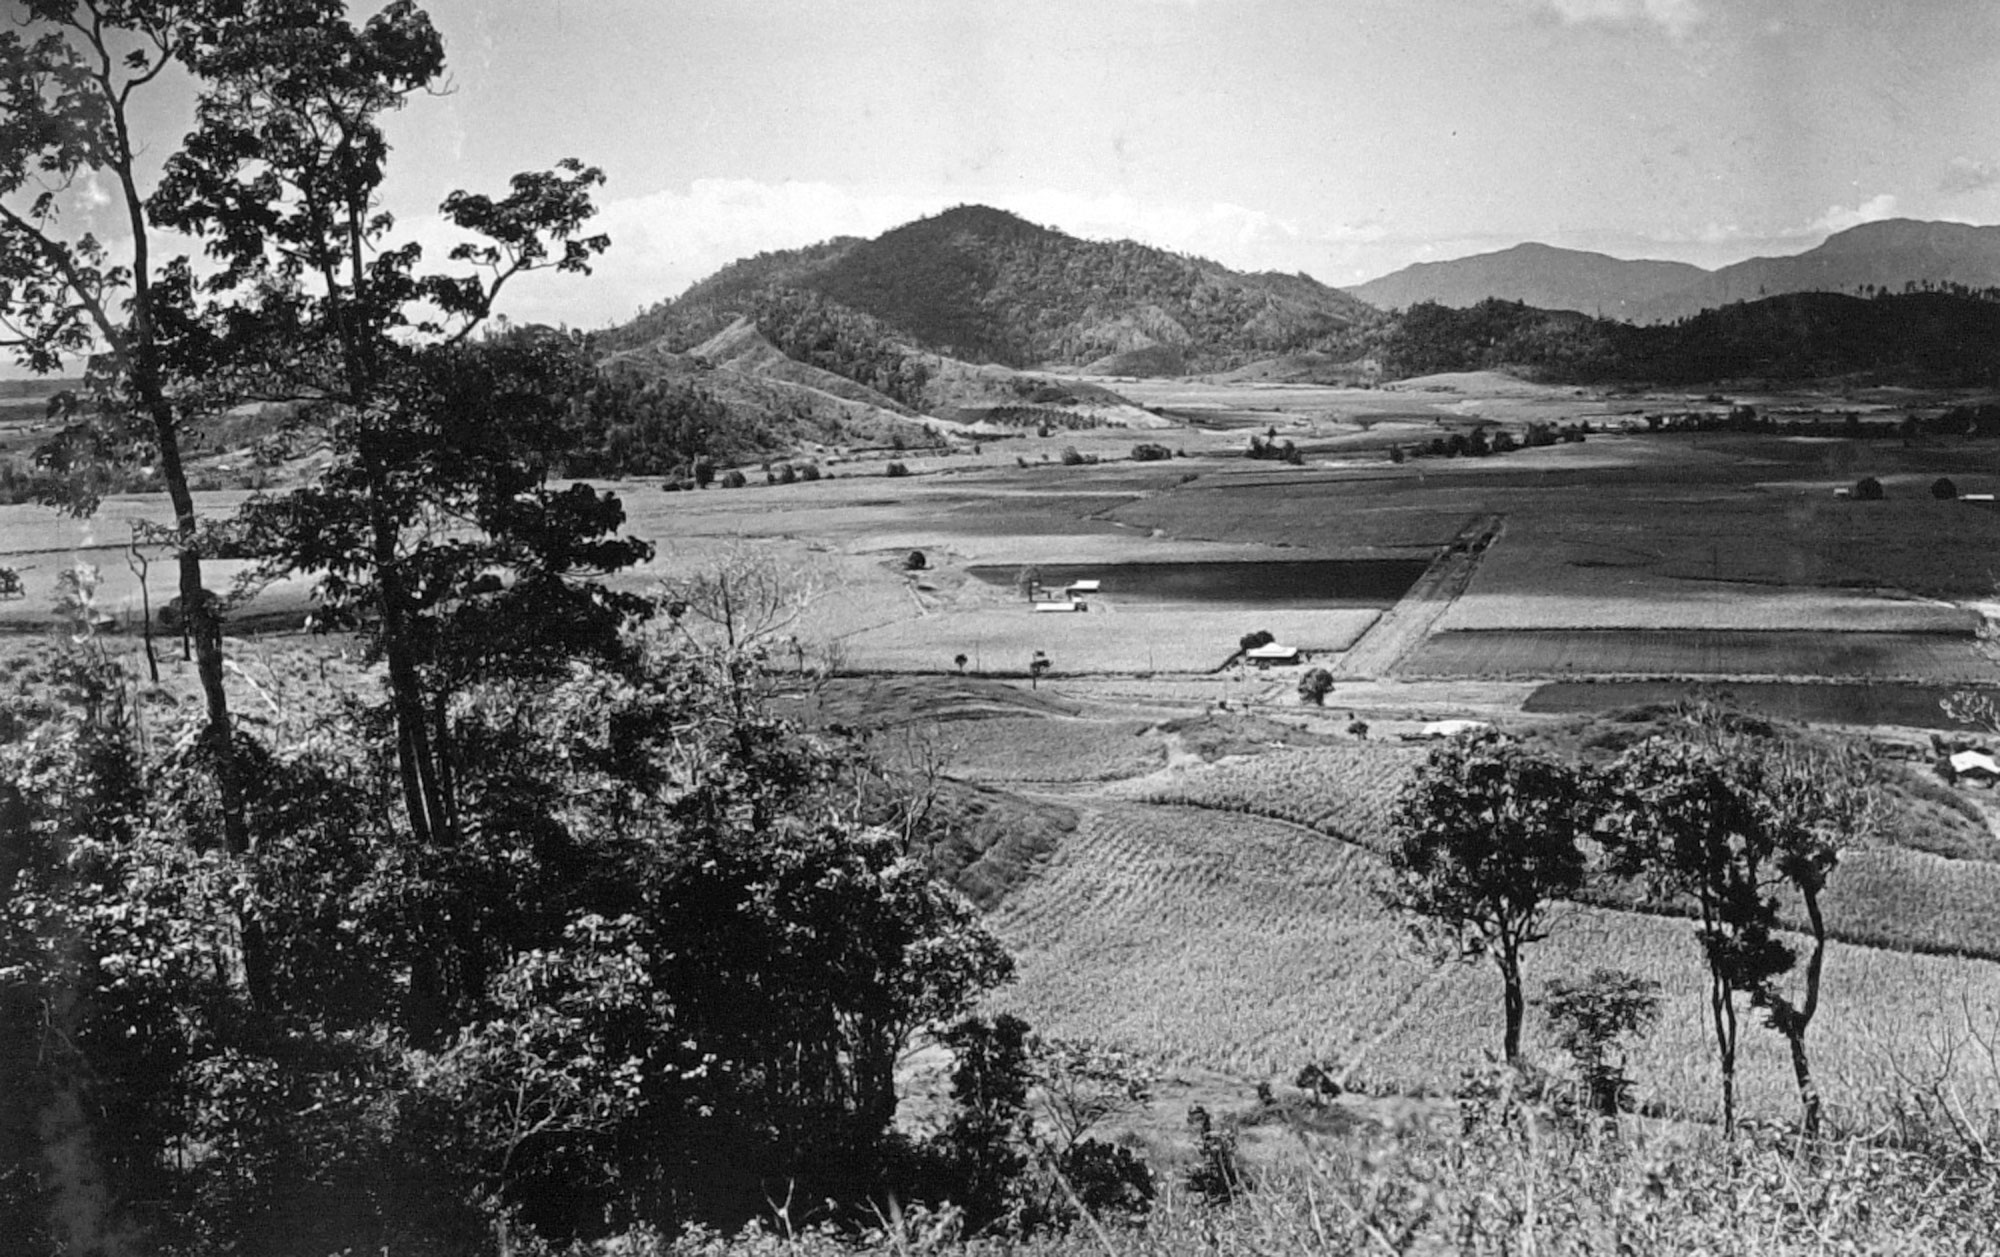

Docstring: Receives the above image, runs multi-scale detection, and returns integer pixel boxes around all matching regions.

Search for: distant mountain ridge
[1347,219,2000,324]
[1346,243,1705,320]
[607,204,1376,375]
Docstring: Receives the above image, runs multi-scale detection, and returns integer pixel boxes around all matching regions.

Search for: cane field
[13,371,2000,1143]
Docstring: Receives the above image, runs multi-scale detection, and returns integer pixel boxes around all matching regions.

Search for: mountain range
[1346,219,2000,323]
[585,208,2000,469]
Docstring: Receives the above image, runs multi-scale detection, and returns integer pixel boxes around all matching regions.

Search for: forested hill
[1379,290,2000,386]
[604,204,1378,375]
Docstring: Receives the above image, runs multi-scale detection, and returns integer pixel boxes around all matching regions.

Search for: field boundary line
[1338,513,1501,680]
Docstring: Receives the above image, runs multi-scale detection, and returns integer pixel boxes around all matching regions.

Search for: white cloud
[1942,156,2000,195]
[1807,193,1900,236]
[1539,0,1704,37]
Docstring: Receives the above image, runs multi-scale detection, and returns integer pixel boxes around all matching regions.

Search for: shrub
[1060,446,1086,466]
[1239,630,1275,653]
[1298,667,1334,706]
[719,469,747,489]
[1933,477,1958,500]
[1854,475,1884,500]
[885,461,909,477]
[1183,1105,1249,1203]
[1541,969,1661,1123]
[0,567,21,599]
[904,551,927,571]
[1130,443,1172,462]
[798,463,821,482]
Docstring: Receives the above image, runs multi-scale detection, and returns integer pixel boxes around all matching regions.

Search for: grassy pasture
[908,714,1170,783]
[835,606,1379,675]
[989,800,2000,1126]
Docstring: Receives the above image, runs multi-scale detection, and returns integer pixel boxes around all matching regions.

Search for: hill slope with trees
[1377,291,2000,386]
[605,204,1379,376]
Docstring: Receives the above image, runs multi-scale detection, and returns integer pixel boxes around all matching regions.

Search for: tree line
[1374,293,2000,386]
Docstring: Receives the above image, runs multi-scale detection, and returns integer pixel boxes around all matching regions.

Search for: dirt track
[1335,513,1501,678]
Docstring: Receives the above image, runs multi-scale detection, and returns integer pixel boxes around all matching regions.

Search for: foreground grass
[652,1113,2000,1257]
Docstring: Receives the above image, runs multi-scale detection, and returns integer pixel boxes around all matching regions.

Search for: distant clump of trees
[1246,434,1304,464]
[981,405,1106,431]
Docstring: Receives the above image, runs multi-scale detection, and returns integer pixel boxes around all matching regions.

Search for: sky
[12,0,2000,340]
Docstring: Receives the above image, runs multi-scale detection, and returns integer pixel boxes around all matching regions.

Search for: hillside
[1347,219,2000,325]
[609,205,1378,376]
[1347,242,1705,319]
[1377,291,2000,386]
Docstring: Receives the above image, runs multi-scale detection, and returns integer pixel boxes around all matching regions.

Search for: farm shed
[1413,718,1492,740]
[1246,643,1301,667]
[1065,579,1101,597]
[1034,600,1084,614]
[1949,750,2000,785]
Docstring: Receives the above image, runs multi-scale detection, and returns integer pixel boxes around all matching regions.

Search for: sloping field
[837,606,1379,674]
[990,800,2000,1125]
[1112,740,1425,845]
[1121,740,2000,960]
[1400,629,2000,682]
[924,715,1169,783]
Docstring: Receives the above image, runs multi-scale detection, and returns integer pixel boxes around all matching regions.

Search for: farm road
[1336,513,1502,679]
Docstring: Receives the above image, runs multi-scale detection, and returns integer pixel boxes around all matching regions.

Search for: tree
[1736,737,1877,1138]
[1600,708,1880,1136]
[147,0,647,1040]
[1381,731,1593,1063]
[1933,476,1959,499]
[1603,728,1773,1137]
[1600,707,1874,1138]
[1015,564,1043,602]
[1028,650,1050,689]
[1,0,251,864]
[1297,666,1334,706]
[1854,475,1884,500]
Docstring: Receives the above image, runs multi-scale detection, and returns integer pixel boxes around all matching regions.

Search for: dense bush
[1933,476,1958,499]
[0,629,1013,1251]
[885,461,910,477]
[1855,475,1885,500]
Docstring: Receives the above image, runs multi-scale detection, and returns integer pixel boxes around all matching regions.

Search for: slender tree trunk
[1499,944,1525,1065]
[1787,1031,1820,1140]
[1792,889,1829,1140]
[1710,968,1737,1138]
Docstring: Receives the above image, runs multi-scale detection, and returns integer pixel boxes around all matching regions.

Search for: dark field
[964,558,1430,607]
[1402,629,2000,681]
[1527,679,2000,730]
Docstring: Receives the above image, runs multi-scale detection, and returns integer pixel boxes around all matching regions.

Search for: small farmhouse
[1245,643,1301,667]
[1949,750,2000,786]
